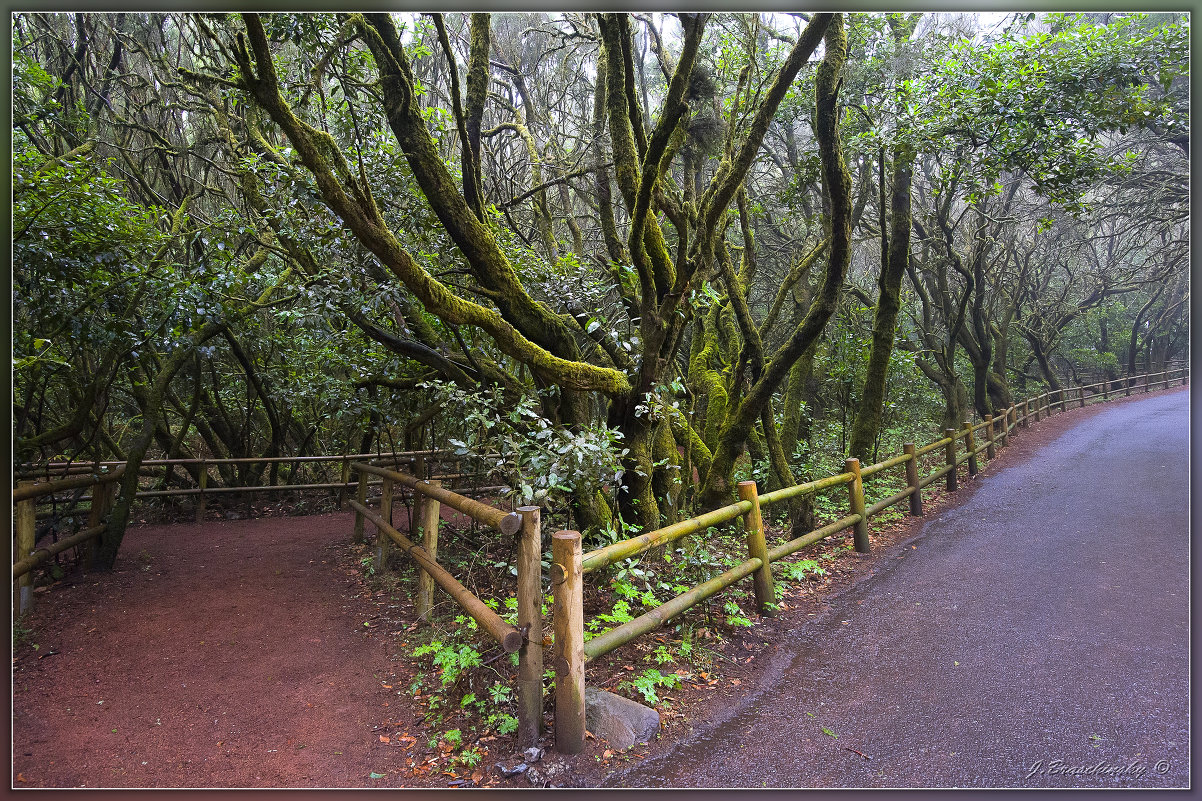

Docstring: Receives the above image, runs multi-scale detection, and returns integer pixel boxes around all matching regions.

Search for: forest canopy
[12,12,1189,565]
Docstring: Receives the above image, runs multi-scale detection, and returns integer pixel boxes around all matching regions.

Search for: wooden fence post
[961,422,978,476]
[737,481,775,614]
[15,482,36,616]
[195,459,207,523]
[1124,376,1131,397]
[374,476,393,571]
[984,414,996,460]
[82,478,111,570]
[844,458,869,553]
[353,468,368,543]
[338,455,351,509]
[415,480,442,621]
[1079,386,1086,408]
[1102,379,1109,401]
[944,429,958,491]
[1005,407,1015,443]
[903,443,923,516]
[1033,395,1042,422]
[1059,388,1067,412]
[516,506,544,748]
[551,530,585,755]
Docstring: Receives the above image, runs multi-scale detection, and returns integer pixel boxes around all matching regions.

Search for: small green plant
[411,640,483,688]
[13,619,32,648]
[587,598,634,636]
[779,558,827,582]
[622,668,681,706]
[452,745,484,770]
[723,599,753,628]
[359,555,376,577]
[486,712,518,735]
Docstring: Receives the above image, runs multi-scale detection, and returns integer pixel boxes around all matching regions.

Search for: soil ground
[10,383,1186,789]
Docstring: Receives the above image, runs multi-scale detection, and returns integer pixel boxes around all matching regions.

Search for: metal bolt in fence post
[944,429,958,491]
[961,422,979,476]
[195,460,207,523]
[515,506,544,747]
[844,458,870,553]
[415,480,442,621]
[15,482,36,616]
[737,481,775,614]
[551,530,585,755]
[903,443,923,516]
[985,414,996,460]
[374,477,393,571]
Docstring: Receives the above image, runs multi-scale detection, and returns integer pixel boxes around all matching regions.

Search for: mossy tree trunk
[848,143,913,462]
[699,14,850,508]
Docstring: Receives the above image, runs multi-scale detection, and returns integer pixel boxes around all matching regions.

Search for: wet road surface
[611,390,1189,788]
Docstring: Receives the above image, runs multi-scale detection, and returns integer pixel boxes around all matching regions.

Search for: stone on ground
[585,686,660,751]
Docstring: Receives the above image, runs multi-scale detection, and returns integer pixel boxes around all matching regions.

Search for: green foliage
[621,668,681,706]
[411,640,484,689]
[909,13,1188,210]
[423,379,628,512]
[778,558,827,582]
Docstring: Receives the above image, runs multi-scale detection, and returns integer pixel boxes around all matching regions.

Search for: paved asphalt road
[611,390,1189,789]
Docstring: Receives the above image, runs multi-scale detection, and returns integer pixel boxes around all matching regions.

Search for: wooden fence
[347,462,545,749]
[9,450,498,617]
[13,450,491,523]
[544,365,1188,754]
[12,468,124,615]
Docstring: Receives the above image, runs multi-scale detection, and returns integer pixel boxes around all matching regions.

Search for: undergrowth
[352,477,913,761]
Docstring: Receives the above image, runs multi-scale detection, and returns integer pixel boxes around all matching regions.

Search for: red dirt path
[11,509,456,789]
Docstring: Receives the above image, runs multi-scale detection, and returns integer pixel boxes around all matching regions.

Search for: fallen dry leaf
[379,736,390,743]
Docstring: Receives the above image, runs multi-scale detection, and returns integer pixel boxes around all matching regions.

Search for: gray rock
[525,761,565,788]
[495,761,527,777]
[584,686,660,751]
[523,746,544,764]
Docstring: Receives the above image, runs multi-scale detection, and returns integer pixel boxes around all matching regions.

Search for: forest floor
[11,384,1186,789]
